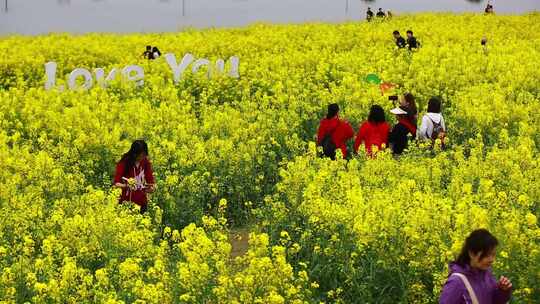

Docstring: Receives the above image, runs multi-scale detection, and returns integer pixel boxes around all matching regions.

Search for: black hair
[379,8,383,11]
[427,97,442,113]
[368,105,386,123]
[327,103,339,119]
[146,45,152,50]
[393,30,400,35]
[456,229,499,266]
[407,30,413,35]
[403,93,417,114]
[120,140,149,176]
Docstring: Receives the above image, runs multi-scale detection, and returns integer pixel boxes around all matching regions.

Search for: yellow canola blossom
[0,13,539,303]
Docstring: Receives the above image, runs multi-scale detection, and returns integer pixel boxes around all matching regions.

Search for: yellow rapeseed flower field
[0,13,539,303]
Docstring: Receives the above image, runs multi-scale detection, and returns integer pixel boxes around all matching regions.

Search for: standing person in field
[481,37,489,55]
[113,140,156,214]
[485,3,494,14]
[317,103,354,160]
[418,97,447,148]
[439,229,513,304]
[366,7,374,22]
[142,45,153,59]
[152,46,162,59]
[354,105,390,156]
[399,92,418,126]
[406,30,419,50]
[388,106,416,155]
[376,8,386,18]
[393,31,406,49]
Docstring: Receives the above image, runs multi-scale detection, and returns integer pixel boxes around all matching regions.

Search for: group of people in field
[142,45,162,60]
[366,7,393,21]
[113,4,510,301]
[111,140,514,303]
[317,93,446,159]
[393,30,420,50]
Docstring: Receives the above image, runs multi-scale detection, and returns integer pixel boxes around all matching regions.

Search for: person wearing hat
[388,106,417,155]
[317,103,355,160]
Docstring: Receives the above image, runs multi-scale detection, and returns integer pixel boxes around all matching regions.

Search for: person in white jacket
[418,97,446,141]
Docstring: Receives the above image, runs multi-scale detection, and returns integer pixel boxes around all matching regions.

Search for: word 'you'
[44,53,240,90]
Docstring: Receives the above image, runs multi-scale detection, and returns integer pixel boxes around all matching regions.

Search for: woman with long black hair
[439,229,512,304]
[113,140,155,214]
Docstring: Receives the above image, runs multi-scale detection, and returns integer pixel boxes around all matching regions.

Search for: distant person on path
[439,229,513,304]
[485,3,494,14]
[142,45,153,59]
[114,140,156,214]
[317,103,354,160]
[376,8,386,18]
[406,30,419,50]
[152,46,162,59]
[418,97,446,148]
[387,11,393,19]
[354,105,391,156]
[393,31,406,49]
[481,37,489,54]
[388,107,417,155]
[366,7,374,22]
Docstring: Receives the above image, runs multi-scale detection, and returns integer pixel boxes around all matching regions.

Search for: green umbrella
[365,73,382,85]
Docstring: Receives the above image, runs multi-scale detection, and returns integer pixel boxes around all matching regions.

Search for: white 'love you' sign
[44,53,240,91]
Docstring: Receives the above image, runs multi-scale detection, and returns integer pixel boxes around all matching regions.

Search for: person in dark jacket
[354,105,390,156]
[376,8,386,18]
[388,107,416,155]
[142,45,153,59]
[317,103,354,160]
[152,46,162,59]
[366,7,374,22]
[439,229,512,304]
[406,30,419,50]
[393,31,406,49]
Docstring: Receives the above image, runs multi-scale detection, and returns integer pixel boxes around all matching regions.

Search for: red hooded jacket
[317,117,354,158]
[354,121,391,155]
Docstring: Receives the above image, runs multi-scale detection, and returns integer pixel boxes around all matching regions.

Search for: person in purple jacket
[439,229,513,304]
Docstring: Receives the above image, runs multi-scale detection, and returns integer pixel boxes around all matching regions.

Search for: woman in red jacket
[317,103,354,160]
[354,105,390,156]
[113,140,155,214]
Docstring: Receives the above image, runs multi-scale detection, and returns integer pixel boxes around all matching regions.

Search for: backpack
[429,117,446,149]
[319,128,338,160]
[429,118,444,140]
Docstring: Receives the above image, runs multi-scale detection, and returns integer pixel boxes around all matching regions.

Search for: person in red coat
[317,103,354,159]
[113,140,155,214]
[354,105,390,156]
